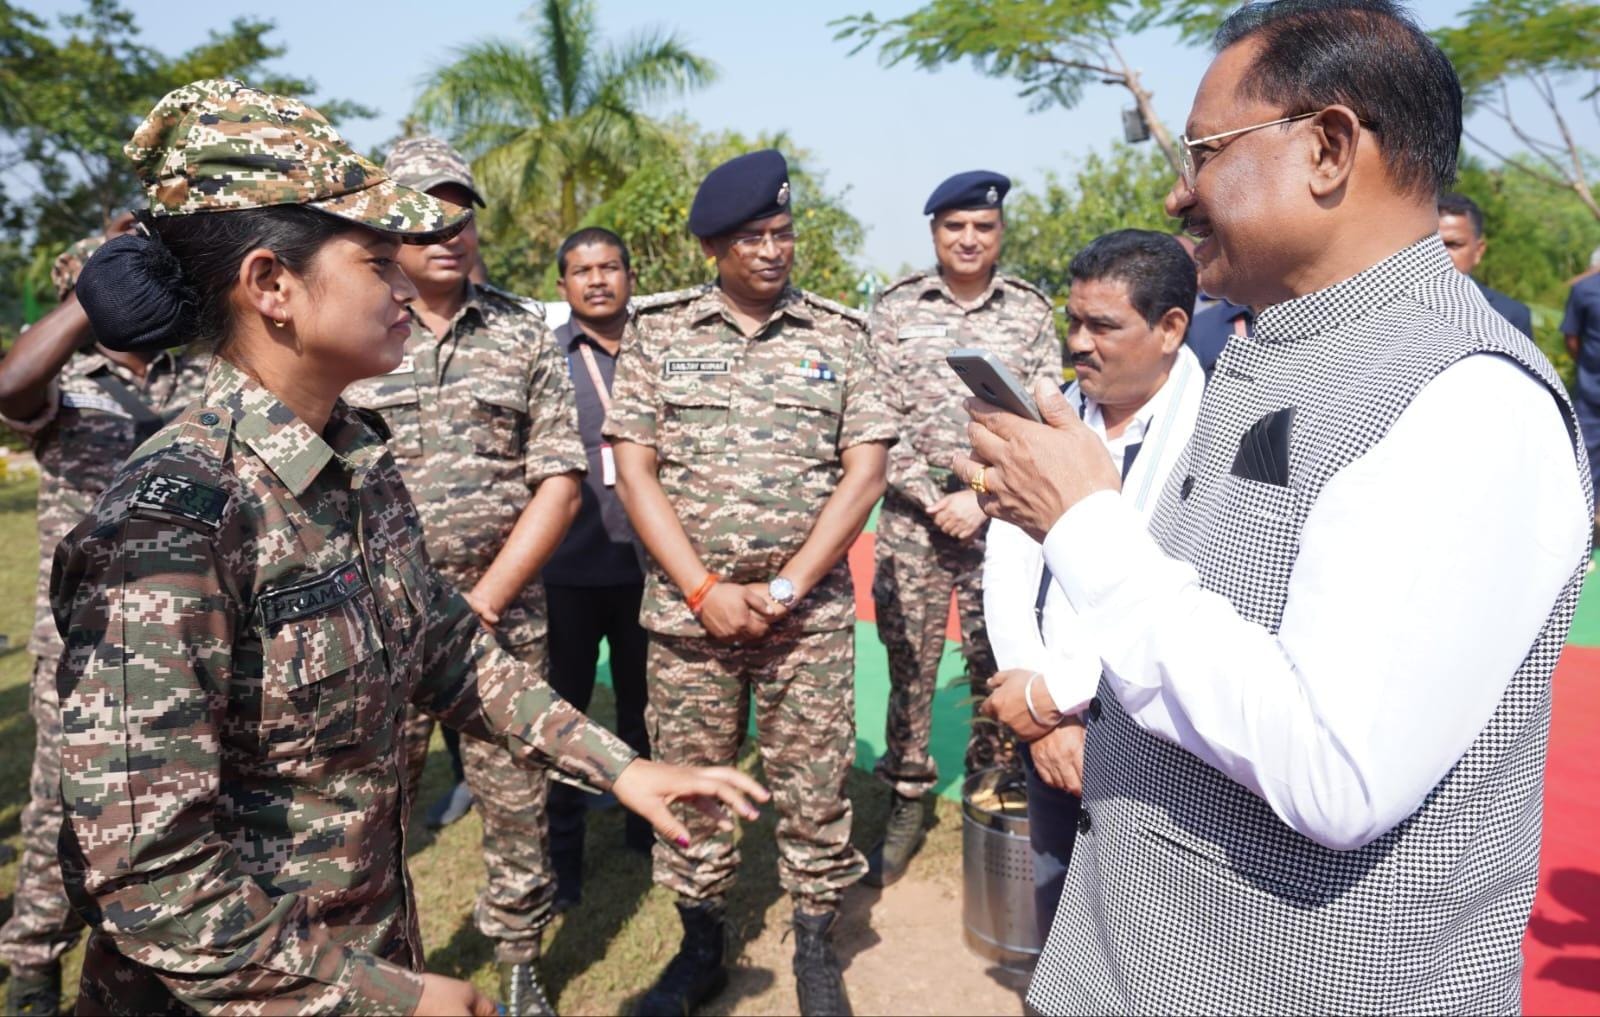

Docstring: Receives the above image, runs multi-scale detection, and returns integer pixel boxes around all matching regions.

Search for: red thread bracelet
[687,573,721,615]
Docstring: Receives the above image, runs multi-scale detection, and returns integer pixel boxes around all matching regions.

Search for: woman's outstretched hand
[611,759,771,847]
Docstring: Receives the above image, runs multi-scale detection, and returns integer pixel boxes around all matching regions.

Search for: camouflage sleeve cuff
[545,700,638,789]
[0,380,61,438]
[839,426,899,453]
[339,948,425,1016]
[601,415,656,449]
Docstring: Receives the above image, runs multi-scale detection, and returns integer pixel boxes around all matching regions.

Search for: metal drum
[961,767,1040,973]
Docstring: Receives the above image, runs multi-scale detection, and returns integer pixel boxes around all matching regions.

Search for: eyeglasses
[1178,112,1318,190]
[730,229,798,253]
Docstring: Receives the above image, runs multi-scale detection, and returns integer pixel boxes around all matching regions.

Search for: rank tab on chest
[789,358,836,382]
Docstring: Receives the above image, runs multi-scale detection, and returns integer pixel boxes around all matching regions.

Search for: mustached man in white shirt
[982,229,1206,941]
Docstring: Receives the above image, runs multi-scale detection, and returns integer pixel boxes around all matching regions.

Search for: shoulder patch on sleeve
[800,291,868,327]
[351,406,392,442]
[129,472,231,532]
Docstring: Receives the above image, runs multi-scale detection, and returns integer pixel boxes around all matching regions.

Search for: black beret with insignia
[689,149,792,239]
[923,170,1011,216]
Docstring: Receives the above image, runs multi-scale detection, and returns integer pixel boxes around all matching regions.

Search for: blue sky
[36,1,1600,272]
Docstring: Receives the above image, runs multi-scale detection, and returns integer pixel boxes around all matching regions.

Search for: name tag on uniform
[663,358,730,376]
[897,325,948,340]
[384,355,415,376]
[61,391,130,417]
[259,559,367,628]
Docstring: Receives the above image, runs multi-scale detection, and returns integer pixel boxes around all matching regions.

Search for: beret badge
[777,181,791,206]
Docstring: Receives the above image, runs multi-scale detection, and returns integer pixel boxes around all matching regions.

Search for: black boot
[792,910,851,1016]
[863,792,927,888]
[633,901,727,1016]
[499,957,557,1016]
[4,961,61,1017]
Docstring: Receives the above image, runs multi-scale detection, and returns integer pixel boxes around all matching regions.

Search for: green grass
[0,474,972,1013]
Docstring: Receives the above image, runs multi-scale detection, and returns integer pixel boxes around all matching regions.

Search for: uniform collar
[687,284,813,331]
[408,281,487,343]
[203,359,386,497]
[67,347,178,384]
[919,268,1005,311]
[1253,234,1454,342]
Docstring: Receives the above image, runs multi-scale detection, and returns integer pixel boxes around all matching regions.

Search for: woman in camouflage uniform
[51,79,765,1017]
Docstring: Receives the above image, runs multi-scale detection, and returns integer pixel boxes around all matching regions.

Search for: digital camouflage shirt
[0,348,210,659]
[604,284,897,637]
[50,358,634,1015]
[343,283,586,647]
[870,270,1061,509]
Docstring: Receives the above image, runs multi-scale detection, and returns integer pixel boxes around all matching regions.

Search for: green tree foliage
[414,0,715,280]
[570,126,864,305]
[1435,0,1600,220]
[833,0,1232,175]
[1002,143,1176,296]
[1455,154,1600,384]
[0,0,371,325]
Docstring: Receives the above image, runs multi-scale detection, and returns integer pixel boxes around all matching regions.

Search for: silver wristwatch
[768,576,798,608]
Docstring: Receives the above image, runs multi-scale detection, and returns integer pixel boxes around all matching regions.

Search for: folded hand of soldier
[698,581,774,642]
[929,489,988,542]
[415,973,499,1016]
[612,759,771,847]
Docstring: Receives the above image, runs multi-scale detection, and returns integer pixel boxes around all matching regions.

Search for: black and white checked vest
[1028,237,1592,1016]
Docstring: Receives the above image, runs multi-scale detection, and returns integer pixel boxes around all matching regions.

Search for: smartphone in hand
[946,348,1043,422]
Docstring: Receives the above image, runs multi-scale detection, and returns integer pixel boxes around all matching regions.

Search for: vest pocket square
[1230,407,1295,487]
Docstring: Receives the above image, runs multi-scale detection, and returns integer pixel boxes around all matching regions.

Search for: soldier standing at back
[865,172,1061,887]
[342,137,584,1016]
[607,150,895,1017]
[0,224,210,1016]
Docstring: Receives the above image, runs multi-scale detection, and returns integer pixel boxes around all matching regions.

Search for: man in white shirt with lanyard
[982,229,1205,944]
[958,1,1591,1011]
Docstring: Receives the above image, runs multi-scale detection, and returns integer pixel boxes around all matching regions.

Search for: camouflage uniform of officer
[605,150,896,1017]
[342,137,588,993]
[868,172,1060,883]
[0,233,210,1014]
[50,79,638,1016]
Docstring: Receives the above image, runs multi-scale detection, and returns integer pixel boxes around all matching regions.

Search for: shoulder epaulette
[479,282,546,318]
[879,270,933,297]
[631,283,714,316]
[123,407,235,532]
[1000,273,1054,306]
[800,290,869,327]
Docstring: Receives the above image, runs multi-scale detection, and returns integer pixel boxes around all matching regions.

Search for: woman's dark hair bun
[74,232,197,352]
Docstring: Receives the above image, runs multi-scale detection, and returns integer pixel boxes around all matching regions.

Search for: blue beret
[923,170,1010,216]
[689,149,792,239]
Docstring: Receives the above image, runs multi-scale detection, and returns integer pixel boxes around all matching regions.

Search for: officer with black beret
[606,150,898,1016]
[865,169,1061,888]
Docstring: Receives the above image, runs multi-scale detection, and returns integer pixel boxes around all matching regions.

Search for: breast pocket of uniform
[259,563,384,758]
[773,382,842,461]
[658,378,731,462]
[345,379,423,457]
[472,387,528,459]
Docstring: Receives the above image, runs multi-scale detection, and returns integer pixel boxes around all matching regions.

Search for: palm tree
[414,0,715,239]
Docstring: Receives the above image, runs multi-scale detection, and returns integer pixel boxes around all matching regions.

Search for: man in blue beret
[607,149,897,1016]
[865,170,1061,887]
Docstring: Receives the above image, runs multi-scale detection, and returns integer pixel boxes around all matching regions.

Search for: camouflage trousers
[0,655,86,972]
[871,492,1011,799]
[405,643,553,964]
[648,627,864,914]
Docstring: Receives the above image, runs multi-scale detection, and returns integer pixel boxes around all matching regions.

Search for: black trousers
[544,582,652,861]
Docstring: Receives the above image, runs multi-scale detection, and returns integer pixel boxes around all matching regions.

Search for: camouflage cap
[52,234,109,301]
[384,137,486,208]
[126,79,469,243]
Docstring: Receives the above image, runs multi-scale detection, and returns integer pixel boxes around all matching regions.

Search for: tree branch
[1533,72,1600,221]
[1105,36,1181,175]
[1499,81,1574,180]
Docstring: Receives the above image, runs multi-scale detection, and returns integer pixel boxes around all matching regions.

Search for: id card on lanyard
[578,343,617,486]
